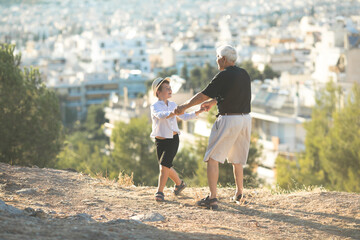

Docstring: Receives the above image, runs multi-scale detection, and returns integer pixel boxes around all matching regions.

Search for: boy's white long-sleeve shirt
[150,100,197,138]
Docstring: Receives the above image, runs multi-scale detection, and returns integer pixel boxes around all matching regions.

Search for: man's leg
[232,163,243,197]
[157,165,170,193]
[207,158,219,199]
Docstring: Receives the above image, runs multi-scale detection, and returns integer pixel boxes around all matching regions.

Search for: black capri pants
[155,134,179,168]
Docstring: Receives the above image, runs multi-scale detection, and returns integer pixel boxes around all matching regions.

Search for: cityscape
[1,0,360,184]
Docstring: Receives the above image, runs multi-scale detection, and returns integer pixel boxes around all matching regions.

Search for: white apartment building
[169,42,216,73]
[50,71,147,120]
[91,36,150,74]
[250,80,313,185]
[311,17,359,84]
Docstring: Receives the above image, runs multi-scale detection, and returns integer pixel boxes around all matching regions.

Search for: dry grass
[271,183,328,195]
[117,171,134,187]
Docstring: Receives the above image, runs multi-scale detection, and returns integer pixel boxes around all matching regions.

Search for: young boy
[150,77,204,202]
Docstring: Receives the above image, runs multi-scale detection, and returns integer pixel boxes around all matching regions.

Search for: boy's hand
[195,107,205,115]
[174,105,186,115]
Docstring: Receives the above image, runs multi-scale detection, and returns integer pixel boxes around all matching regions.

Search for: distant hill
[0,162,359,240]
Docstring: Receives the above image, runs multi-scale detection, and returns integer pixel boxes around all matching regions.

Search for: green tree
[173,144,197,180]
[244,136,263,188]
[84,104,107,139]
[157,68,177,78]
[299,82,340,187]
[275,155,299,189]
[189,66,202,91]
[193,136,210,186]
[56,132,115,178]
[180,63,190,90]
[0,44,62,167]
[239,61,263,81]
[56,92,77,128]
[200,63,218,90]
[55,104,114,179]
[263,64,280,79]
[276,82,360,192]
[111,116,158,185]
[188,63,218,92]
[322,84,360,192]
[276,82,340,189]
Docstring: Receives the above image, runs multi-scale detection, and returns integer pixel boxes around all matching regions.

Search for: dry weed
[117,171,134,187]
[93,172,116,187]
[271,184,327,195]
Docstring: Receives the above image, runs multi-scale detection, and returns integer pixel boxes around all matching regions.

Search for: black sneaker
[196,196,218,210]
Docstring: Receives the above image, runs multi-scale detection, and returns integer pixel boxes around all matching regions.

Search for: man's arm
[175,92,210,115]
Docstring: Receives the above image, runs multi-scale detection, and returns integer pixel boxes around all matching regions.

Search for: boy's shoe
[155,192,165,202]
[173,181,186,196]
[196,196,218,210]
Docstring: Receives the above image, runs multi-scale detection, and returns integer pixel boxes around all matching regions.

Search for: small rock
[96,215,107,220]
[107,219,129,224]
[68,213,95,222]
[0,200,22,215]
[24,207,47,218]
[104,207,111,211]
[130,212,165,222]
[64,168,77,172]
[16,188,37,195]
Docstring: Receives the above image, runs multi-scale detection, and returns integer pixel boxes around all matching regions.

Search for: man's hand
[201,99,217,112]
[174,105,186,115]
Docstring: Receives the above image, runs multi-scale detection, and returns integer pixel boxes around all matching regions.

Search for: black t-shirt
[201,65,251,114]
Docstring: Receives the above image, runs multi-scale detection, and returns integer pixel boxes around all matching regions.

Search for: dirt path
[0,162,359,240]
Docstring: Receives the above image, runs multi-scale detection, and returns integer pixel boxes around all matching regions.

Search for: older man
[175,45,251,210]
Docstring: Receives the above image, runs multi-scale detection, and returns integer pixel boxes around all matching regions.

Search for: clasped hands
[173,101,212,116]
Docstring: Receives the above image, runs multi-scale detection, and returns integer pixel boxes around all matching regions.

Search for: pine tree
[193,136,209,186]
[322,84,360,192]
[238,61,263,81]
[111,116,158,185]
[299,82,340,187]
[180,63,190,90]
[0,44,62,167]
[276,82,360,192]
[263,64,280,79]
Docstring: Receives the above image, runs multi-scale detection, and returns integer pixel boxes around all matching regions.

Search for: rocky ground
[0,162,359,240]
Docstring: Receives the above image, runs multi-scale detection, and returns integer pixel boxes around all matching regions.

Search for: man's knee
[232,163,243,168]
[207,158,219,166]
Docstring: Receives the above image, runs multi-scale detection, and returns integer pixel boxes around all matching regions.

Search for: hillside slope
[0,162,359,240]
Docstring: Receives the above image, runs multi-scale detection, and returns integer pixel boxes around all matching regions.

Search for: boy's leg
[157,165,170,193]
[207,158,219,199]
[168,167,182,186]
[232,163,244,197]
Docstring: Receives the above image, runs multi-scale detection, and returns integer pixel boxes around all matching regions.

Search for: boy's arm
[151,105,175,119]
[166,111,176,119]
[177,107,205,121]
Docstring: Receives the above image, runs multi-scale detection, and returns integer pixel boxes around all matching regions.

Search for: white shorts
[203,114,252,165]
